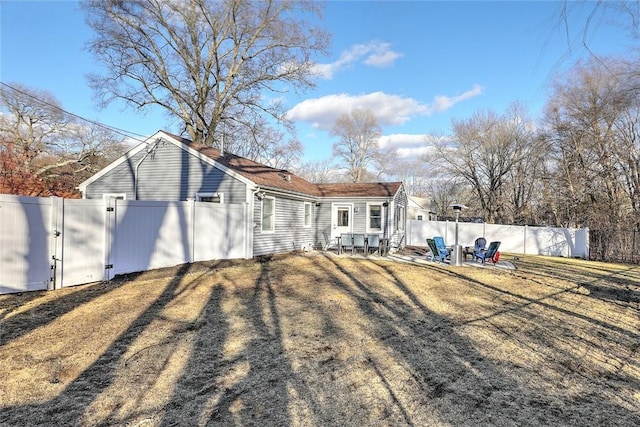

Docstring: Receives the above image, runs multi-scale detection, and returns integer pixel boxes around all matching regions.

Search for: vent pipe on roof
[278,171,291,182]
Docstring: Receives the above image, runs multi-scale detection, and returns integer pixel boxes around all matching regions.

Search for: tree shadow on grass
[311,257,521,424]
[158,283,229,425]
[0,264,192,425]
[0,260,208,349]
[318,255,640,426]
[161,254,354,426]
[163,255,296,425]
[0,280,124,347]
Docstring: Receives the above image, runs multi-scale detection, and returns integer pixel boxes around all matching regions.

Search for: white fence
[406,220,589,258]
[0,195,250,294]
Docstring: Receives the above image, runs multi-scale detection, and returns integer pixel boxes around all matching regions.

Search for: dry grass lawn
[0,250,639,426]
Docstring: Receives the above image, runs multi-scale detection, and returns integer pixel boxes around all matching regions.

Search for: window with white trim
[196,192,224,203]
[304,202,311,227]
[367,203,383,232]
[262,196,275,232]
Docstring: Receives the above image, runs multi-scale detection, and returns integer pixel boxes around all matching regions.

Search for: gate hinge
[105,264,113,269]
[106,207,114,212]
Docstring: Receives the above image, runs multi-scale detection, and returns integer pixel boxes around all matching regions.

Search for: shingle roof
[315,182,402,198]
[163,131,402,199]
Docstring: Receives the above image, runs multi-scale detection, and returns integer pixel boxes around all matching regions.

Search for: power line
[0,81,150,144]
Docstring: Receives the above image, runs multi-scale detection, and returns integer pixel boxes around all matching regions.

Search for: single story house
[78,131,407,257]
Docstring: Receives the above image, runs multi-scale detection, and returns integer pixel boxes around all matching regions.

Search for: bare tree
[227,117,303,169]
[384,156,430,197]
[83,0,330,163]
[294,158,337,183]
[555,1,640,57]
[426,176,470,219]
[0,83,125,196]
[433,103,544,223]
[331,108,382,183]
[543,57,640,259]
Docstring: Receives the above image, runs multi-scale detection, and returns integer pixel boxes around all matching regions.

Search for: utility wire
[0,81,151,144]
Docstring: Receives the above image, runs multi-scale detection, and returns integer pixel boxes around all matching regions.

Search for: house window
[196,192,224,203]
[368,204,383,231]
[262,197,275,232]
[103,193,126,200]
[304,202,311,227]
[337,208,349,227]
[417,214,423,221]
[396,206,405,231]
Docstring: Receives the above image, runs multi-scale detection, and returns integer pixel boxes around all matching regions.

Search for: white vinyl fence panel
[110,200,194,277]
[0,195,251,294]
[0,196,52,294]
[407,220,589,259]
[193,202,248,261]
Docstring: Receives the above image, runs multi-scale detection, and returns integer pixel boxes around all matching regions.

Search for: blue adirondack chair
[472,237,487,261]
[433,236,450,259]
[476,241,501,264]
[427,238,449,262]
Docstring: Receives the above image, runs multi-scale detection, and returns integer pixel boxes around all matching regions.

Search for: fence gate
[55,198,109,288]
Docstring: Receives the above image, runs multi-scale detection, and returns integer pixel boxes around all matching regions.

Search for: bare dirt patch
[1,252,639,426]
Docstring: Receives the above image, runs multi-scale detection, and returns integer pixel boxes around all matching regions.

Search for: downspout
[383,199,390,239]
[134,139,160,200]
[244,186,262,259]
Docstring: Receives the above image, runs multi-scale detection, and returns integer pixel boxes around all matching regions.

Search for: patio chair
[352,233,366,255]
[366,234,381,256]
[426,238,446,262]
[322,231,338,252]
[340,233,354,255]
[433,236,450,259]
[476,241,501,265]
[472,237,487,261]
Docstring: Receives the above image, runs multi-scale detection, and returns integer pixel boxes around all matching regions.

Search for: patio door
[332,203,352,238]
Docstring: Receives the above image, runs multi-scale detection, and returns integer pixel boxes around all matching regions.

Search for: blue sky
[0,1,635,163]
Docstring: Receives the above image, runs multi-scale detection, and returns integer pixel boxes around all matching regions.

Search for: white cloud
[287,85,483,131]
[378,133,426,150]
[287,92,426,130]
[379,133,452,159]
[427,84,484,114]
[395,145,433,159]
[363,42,403,67]
[313,41,403,79]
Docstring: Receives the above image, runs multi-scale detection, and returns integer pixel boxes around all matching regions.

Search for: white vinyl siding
[84,141,248,202]
[253,195,315,256]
